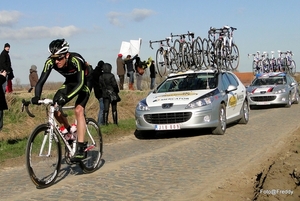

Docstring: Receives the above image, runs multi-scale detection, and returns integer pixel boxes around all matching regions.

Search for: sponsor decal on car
[229,95,237,106]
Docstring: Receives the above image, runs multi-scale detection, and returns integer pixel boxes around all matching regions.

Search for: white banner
[119,38,142,57]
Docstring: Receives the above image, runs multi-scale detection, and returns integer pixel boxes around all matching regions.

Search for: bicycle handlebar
[22,98,71,118]
[208,26,237,35]
[149,38,171,49]
[170,31,194,42]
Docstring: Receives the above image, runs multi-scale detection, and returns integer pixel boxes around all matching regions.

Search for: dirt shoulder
[204,127,300,201]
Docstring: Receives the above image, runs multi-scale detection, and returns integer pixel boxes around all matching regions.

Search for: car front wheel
[294,91,299,104]
[212,104,226,135]
[285,93,292,108]
[238,100,249,124]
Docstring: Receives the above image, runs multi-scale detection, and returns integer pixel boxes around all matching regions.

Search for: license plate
[256,102,270,105]
[155,124,181,130]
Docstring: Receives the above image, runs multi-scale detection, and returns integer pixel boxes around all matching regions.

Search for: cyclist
[31,39,93,161]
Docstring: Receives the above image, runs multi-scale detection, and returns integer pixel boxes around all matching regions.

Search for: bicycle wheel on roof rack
[182,41,192,70]
[202,38,211,68]
[227,43,239,70]
[168,47,180,73]
[192,37,203,69]
[156,48,167,77]
[213,39,224,70]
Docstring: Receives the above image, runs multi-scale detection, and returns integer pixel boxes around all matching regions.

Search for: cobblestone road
[1,104,300,201]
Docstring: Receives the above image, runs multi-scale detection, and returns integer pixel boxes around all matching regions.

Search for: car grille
[144,112,192,124]
[251,96,276,102]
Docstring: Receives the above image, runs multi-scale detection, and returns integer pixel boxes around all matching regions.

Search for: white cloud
[0,10,21,26]
[0,25,81,40]
[130,9,155,22]
[107,12,123,27]
[107,8,155,27]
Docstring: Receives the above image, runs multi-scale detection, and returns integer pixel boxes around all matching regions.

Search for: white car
[135,69,249,138]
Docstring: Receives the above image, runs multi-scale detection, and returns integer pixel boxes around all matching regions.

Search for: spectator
[134,56,147,91]
[124,54,138,90]
[92,60,104,125]
[0,43,12,93]
[28,65,39,93]
[116,53,125,90]
[0,70,8,131]
[6,69,14,93]
[149,60,156,90]
[99,63,120,125]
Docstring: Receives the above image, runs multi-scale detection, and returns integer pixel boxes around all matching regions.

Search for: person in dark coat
[99,63,120,125]
[28,65,39,93]
[0,70,8,131]
[92,60,104,125]
[149,60,156,90]
[0,43,12,93]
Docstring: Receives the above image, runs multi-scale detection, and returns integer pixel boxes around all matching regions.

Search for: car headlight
[136,101,150,111]
[274,89,286,94]
[186,96,214,108]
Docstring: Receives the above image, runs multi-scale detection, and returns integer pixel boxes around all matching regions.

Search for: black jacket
[0,49,12,73]
[99,63,119,100]
[0,75,8,110]
[92,62,104,99]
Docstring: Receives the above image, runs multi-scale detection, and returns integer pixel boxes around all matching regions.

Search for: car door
[221,73,236,119]
[286,75,297,100]
[226,73,245,116]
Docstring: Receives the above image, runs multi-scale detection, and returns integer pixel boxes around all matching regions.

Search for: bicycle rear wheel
[79,118,103,173]
[26,124,61,188]
[155,48,167,77]
[192,37,203,69]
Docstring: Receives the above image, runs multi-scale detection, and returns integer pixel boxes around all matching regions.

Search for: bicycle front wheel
[79,118,103,173]
[156,48,167,77]
[26,124,61,188]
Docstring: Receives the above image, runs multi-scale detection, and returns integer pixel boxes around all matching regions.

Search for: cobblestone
[0,104,300,200]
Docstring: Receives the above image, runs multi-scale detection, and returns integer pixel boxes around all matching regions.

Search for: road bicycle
[149,38,179,77]
[213,26,239,70]
[278,50,296,75]
[22,98,103,188]
[249,51,263,75]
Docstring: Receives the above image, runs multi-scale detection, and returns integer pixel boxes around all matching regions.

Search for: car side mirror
[226,85,237,93]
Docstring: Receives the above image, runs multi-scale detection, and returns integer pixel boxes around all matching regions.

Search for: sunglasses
[52,54,65,61]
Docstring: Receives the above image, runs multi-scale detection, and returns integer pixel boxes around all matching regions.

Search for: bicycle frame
[40,101,77,157]
[31,99,97,159]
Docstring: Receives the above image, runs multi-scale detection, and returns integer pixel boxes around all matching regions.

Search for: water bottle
[70,123,77,140]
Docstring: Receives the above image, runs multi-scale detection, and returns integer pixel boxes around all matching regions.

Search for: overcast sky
[1,0,299,85]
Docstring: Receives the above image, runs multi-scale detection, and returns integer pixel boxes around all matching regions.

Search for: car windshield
[252,77,286,86]
[156,73,217,93]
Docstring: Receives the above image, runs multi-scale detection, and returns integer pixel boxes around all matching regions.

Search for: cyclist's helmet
[48,39,69,57]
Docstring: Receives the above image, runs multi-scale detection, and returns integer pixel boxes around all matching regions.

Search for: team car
[134,69,249,138]
[246,72,299,108]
